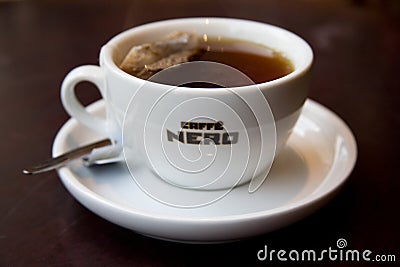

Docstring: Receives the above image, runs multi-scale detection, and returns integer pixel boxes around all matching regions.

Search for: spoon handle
[23,139,112,175]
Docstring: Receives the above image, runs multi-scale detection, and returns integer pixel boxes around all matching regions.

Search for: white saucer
[53,99,357,243]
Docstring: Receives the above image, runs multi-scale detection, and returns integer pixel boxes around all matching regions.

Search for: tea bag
[120,31,204,79]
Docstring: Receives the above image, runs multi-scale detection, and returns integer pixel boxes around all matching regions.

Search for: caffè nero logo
[166,120,239,145]
[123,61,276,207]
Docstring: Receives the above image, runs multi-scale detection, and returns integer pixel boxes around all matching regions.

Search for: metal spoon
[23,139,112,175]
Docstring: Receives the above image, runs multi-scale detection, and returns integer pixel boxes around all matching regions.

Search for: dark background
[1,0,399,266]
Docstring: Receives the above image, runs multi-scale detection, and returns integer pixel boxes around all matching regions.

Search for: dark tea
[119,33,294,84]
[198,37,293,84]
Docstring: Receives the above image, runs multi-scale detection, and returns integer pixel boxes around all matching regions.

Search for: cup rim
[100,17,313,91]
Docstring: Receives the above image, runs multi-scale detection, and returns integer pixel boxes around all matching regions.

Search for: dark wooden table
[1,0,399,266]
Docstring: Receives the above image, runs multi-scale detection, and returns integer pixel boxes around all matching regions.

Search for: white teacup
[61,18,313,190]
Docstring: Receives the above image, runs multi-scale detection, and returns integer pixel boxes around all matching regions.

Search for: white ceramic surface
[60,17,313,190]
[54,99,357,243]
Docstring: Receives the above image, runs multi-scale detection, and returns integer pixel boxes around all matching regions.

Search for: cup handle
[61,65,109,137]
